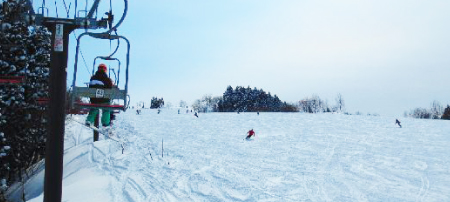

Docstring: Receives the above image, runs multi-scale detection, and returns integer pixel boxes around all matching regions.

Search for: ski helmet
[98,63,107,72]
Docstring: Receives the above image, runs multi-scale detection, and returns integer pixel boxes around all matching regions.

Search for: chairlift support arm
[85,0,129,34]
[86,0,102,19]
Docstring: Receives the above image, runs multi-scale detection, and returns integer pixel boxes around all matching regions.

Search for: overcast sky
[36,0,450,116]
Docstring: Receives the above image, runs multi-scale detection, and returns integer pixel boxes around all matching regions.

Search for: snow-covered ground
[7,109,450,201]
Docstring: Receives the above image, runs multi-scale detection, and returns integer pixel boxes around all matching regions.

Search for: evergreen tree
[441,105,450,120]
[150,97,164,108]
[217,85,297,112]
[0,0,50,196]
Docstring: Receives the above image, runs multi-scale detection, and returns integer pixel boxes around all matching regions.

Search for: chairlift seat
[72,86,127,110]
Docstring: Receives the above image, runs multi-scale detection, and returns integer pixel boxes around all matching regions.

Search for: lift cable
[73,31,92,76]
[55,0,89,78]
[54,0,58,18]
[74,0,77,18]
[86,0,101,19]
[62,0,70,18]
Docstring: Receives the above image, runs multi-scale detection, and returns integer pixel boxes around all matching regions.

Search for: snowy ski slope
[7,109,450,201]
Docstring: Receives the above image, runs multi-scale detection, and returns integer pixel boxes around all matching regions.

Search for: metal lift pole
[26,1,111,201]
[41,16,107,202]
[43,20,77,202]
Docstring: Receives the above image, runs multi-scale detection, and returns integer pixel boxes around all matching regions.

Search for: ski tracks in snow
[85,119,153,202]
[414,161,430,202]
[87,116,188,202]
[62,112,450,202]
[416,174,430,202]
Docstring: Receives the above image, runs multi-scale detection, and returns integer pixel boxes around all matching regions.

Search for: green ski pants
[86,107,111,126]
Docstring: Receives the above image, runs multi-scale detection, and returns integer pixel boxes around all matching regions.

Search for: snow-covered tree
[406,100,444,119]
[150,97,164,109]
[179,100,187,108]
[407,108,431,119]
[335,93,345,113]
[0,0,50,196]
[191,99,202,113]
[430,100,443,119]
[441,105,450,120]
[217,85,295,112]
[298,95,328,113]
[191,94,221,113]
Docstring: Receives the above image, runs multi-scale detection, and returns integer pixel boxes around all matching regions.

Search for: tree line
[405,100,450,120]
[188,86,346,114]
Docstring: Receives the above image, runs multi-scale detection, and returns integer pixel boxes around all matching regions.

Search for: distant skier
[194,112,198,118]
[395,119,402,128]
[257,112,259,115]
[246,129,256,140]
[136,109,141,115]
[157,109,161,114]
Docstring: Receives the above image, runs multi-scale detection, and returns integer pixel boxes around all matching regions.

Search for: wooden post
[93,113,99,141]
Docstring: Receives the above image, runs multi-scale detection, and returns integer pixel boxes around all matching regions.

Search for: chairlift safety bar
[73,87,126,100]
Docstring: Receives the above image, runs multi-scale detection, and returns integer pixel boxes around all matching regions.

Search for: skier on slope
[395,119,402,128]
[85,64,114,127]
[246,129,256,140]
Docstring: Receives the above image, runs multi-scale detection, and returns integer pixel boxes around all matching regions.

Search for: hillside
[7,109,450,201]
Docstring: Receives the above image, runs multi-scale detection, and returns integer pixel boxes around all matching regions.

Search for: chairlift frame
[70,32,130,111]
[93,56,121,85]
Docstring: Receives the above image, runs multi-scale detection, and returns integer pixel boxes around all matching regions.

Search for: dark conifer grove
[217,86,297,112]
[0,0,50,198]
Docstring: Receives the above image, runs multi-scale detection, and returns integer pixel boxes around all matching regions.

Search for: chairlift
[70,32,130,111]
